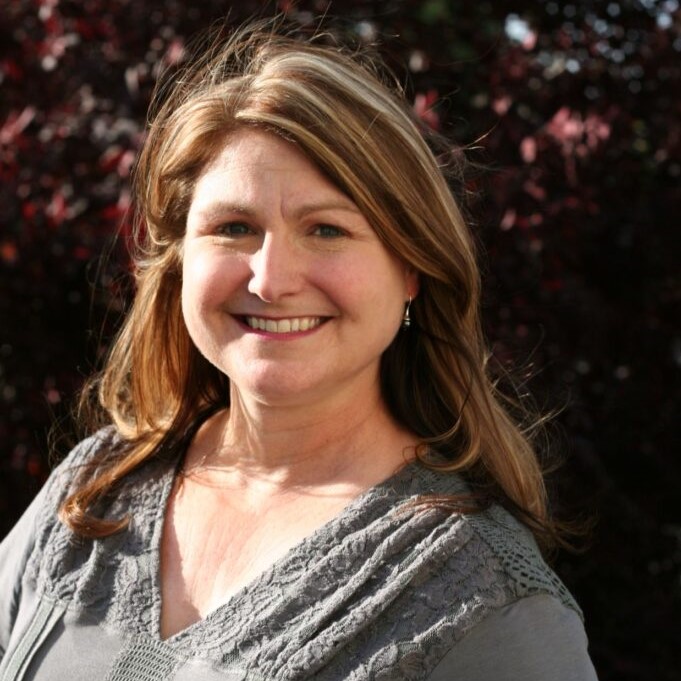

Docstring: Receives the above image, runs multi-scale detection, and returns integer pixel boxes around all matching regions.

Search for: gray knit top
[0,429,597,680]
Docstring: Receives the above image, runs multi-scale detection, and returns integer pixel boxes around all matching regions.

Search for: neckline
[149,449,431,645]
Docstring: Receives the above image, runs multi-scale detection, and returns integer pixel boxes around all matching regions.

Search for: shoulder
[460,501,583,617]
[7,427,121,538]
[49,426,122,494]
[18,427,123,582]
[395,466,592,677]
[397,463,581,619]
[327,466,592,680]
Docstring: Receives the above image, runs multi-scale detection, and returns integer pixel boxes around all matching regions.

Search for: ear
[404,266,420,300]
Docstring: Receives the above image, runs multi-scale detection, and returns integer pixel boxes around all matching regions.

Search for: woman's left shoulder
[377,473,597,679]
[457,501,583,619]
[399,464,581,621]
[327,469,594,680]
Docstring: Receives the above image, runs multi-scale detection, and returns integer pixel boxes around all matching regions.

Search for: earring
[402,297,412,328]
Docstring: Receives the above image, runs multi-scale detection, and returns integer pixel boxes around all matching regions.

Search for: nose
[247,232,303,302]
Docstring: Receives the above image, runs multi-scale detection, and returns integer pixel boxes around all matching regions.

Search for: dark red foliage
[1,1,679,678]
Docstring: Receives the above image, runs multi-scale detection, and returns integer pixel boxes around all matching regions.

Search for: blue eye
[217,222,252,236]
[314,224,344,238]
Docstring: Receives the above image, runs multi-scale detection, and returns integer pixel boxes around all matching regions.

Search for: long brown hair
[62,19,560,548]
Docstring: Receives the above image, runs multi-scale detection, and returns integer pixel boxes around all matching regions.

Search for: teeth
[245,317,322,334]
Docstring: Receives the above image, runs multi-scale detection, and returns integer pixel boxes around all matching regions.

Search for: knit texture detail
[25,430,582,680]
[105,638,181,681]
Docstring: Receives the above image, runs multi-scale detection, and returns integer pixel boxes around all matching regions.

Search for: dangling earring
[402,297,412,328]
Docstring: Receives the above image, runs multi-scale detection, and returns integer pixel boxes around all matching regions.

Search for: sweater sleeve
[426,594,599,681]
[0,480,48,661]
[0,428,117,661]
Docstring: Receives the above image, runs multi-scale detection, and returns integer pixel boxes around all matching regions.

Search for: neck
[184,378,417,494]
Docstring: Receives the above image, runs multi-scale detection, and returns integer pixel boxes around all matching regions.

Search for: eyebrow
[193,199,362,221]
[193,202,255,220]
[291,200,362,219]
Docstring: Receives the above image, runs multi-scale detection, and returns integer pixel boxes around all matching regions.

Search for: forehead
[188,128,360,219]
[197,129,328,185]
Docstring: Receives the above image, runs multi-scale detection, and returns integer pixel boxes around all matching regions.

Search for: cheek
[368,260,412,333]
[322,254,406,326]
[182,249,232,300]
[181,251,239,334]
[181,260,208,329]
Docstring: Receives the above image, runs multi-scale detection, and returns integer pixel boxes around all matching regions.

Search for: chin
[225,363,323,405]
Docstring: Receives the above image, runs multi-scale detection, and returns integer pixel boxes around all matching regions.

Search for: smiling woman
[0,18,597,681]
[182,129,416,408]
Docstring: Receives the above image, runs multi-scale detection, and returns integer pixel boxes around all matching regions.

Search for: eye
[216,222,253,237]
[313,224,345,238]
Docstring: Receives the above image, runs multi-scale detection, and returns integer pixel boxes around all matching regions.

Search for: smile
[243,316,324,333]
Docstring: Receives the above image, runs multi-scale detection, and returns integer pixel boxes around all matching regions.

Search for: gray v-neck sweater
[0,430,597,680]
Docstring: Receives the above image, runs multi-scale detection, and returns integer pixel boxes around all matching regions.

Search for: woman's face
[182,128,418,407]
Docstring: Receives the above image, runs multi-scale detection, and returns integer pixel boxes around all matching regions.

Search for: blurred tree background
[0,0,679,678]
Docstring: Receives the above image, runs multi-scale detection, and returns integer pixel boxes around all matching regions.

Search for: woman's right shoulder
[57,425,121,466]
[0,428,123,629]
[20,427,127,567]
[45,426,124,505]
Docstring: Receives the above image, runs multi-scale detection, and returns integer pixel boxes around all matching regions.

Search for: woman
[0,20,597,680]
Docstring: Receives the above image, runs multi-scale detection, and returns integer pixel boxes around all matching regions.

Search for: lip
[233,314,330,338]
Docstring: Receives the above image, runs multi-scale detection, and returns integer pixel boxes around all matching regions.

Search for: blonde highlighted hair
[62,19,560,547]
